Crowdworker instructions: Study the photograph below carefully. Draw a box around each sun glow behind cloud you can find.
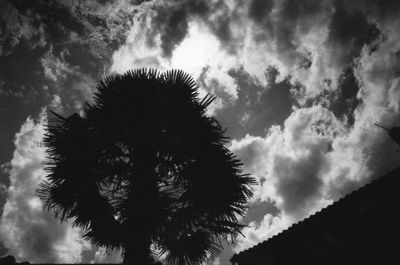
[111,18,239,111]
[171,22,218,76]
[170,22,240,105]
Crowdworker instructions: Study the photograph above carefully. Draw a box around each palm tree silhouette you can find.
[37,69,255,265]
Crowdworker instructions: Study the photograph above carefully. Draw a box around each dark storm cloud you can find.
[298,67,362,127]
[215,67,293,140]
[346,0,400,22]
[273,143,328,216]
[326,1,381,68]
[247,0,328,53]
[329,68,362,126]
[241,199,280,226]
[247,0,274,24]
[246,0,379,51]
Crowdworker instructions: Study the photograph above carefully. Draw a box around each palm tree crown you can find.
[37,69,255,265]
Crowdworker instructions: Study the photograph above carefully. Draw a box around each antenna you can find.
[375,121,400,146]
[374,122,391,131]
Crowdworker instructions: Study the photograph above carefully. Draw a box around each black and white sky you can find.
[0,0,400,264]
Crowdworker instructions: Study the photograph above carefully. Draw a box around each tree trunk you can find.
[123,150,159,265]
[123,235,153,265]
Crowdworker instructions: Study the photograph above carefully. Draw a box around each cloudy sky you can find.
[1,0,400,264]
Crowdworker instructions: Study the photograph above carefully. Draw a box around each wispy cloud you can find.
[0,2,46,56]
[41,47,76,82]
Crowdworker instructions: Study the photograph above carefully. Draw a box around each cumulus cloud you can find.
[230,101,400,251]
[231,106,341,217]
[0,110,90,263]
[2,0,400,264]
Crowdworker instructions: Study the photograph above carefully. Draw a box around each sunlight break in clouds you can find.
[0,110,90,263]
[110,10,240,113]
[171,22,239,100]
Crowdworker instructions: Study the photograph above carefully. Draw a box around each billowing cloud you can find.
[0,110,90,263]
[107,0,393,114]
[231,106,340,217]
[1,0,400,264]
[230,101,400,251]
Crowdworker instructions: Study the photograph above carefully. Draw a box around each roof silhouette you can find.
[230,167,400,265]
